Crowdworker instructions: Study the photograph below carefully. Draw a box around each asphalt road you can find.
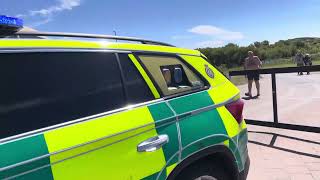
[237,72,320,127]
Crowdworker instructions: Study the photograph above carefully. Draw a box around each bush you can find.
[198,38,320,67]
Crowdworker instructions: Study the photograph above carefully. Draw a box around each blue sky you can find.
[2,0,320,48]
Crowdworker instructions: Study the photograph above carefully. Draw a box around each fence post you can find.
[271,73,278,124]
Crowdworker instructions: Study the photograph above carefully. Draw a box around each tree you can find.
[197,37,320,67]
[262,40,269,46]
[295,41,306,48]
[254,41,261,48]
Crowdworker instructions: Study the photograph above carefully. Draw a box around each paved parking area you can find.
[237,72,320,127]
[247,125,320,180]
[235,72,320,179]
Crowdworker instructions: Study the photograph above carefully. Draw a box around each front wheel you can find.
[175,160,233,180]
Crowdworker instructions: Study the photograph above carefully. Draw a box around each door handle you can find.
[137,134,169,152]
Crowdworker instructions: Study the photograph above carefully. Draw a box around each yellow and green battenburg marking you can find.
[170,91,228,160]
[0,51,247,179]
[1,105,167,179]
[44,106,166,180]
[0,91,247,180]
[0,134,53,180]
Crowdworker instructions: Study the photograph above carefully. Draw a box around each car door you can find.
[0,51,178,180]
[136,54,229,163]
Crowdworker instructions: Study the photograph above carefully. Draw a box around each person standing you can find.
[295,52,304,75]
[303,53,312,75]
[244,51,262,98]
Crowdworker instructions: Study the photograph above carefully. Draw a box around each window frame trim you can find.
[133,52,210,100]
[117,53,156,103]
[128,54,161,99]
[115,53,129,100]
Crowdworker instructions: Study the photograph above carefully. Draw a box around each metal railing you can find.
[229,65,320,133]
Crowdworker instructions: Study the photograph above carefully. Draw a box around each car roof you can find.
[0,31,201,56]
[0,39,200,56]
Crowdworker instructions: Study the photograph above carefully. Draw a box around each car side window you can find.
[0,52,126,139]
[118,53,154,104]
[138,55,205,96]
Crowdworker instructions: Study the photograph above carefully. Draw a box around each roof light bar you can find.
[0,15,23,36]
[0,15,23,29]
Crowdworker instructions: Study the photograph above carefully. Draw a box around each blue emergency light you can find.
[0,15,23,30]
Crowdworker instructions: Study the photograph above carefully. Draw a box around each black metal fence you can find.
[229,65,320,133]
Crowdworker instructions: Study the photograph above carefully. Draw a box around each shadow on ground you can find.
[248,130,320,159]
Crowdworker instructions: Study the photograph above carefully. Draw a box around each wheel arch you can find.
[166,144,239,180]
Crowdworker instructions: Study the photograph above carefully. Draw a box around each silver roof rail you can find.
[13,31,175,47]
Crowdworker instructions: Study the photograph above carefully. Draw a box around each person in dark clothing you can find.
[295,52,304,75]
[303,54,312,75]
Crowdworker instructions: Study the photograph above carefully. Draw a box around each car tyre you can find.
[175,159,233,180]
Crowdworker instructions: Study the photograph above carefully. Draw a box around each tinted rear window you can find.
[0,52,125,139]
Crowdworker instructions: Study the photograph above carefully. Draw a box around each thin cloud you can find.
[16,14,27,18]
[32,17,53,27]
[189,25,244,40]
[196,40,225,48]
[30,0,81,16]
[17,0,81,27]
[171,35,193,40]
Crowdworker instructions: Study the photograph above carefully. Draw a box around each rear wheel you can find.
[194,176,217,180]
[175,160,233,180]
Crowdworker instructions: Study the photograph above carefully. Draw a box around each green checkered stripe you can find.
[0,91,246,180]
[143,91,245,180]
[0,135,53,180]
